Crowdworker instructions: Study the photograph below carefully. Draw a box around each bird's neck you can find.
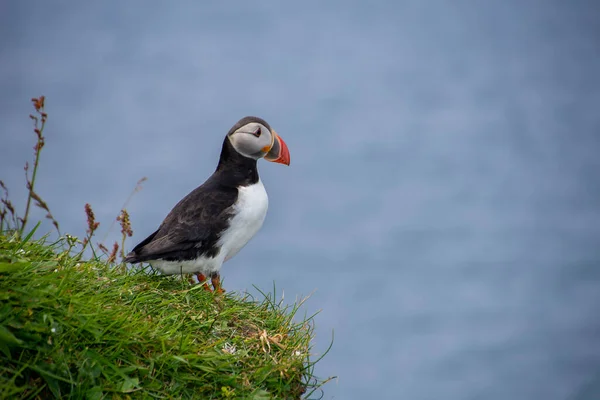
[215,137,259,186]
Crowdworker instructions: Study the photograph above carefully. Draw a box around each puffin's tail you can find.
[123,252,140,264]
[123,229,160,264]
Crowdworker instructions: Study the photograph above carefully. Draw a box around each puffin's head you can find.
[227,116,290,165]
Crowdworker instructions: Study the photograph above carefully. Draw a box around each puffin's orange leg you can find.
[211,273,225,294]
[196,273,212,291]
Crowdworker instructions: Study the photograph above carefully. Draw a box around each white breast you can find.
[218,179,269,263]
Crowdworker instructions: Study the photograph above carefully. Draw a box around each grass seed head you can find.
[31,96,45,111]
[84,203,100,235]
[117,209,133,237]
[107,242,119,263]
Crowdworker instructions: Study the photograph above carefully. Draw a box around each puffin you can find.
[124,116,290,293]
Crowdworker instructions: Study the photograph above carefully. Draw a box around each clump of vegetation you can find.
[1,96,59,237]
[0,97,333,399]
[0,234,325,399]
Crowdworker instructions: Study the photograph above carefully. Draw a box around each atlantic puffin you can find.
[124,116,290,293]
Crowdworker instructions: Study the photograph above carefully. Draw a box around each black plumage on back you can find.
[124,136,259,263]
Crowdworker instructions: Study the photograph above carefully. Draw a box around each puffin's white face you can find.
[228,121,290,165]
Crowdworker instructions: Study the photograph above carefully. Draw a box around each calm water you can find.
[1,1,599,399]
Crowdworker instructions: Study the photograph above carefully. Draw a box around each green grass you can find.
[0,232,330,399]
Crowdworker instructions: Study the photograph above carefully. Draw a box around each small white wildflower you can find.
[293,350,302,357]
[51,327,56,333]
[222,343,237,355]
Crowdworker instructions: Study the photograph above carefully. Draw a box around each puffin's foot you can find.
[211,273,225,294]
[196,273,213,292]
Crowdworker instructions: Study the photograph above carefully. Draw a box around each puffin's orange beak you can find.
[264,131,290,165]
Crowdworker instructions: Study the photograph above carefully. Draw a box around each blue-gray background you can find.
[2,1,600,399]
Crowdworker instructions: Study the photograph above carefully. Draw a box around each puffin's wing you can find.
[125,183,238,263]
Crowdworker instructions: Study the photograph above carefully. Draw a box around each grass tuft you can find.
[0,234,331,399]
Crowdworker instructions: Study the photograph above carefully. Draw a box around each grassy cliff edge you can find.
[0,233,328,399]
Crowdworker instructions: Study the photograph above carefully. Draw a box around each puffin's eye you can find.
[252,127,262,137]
